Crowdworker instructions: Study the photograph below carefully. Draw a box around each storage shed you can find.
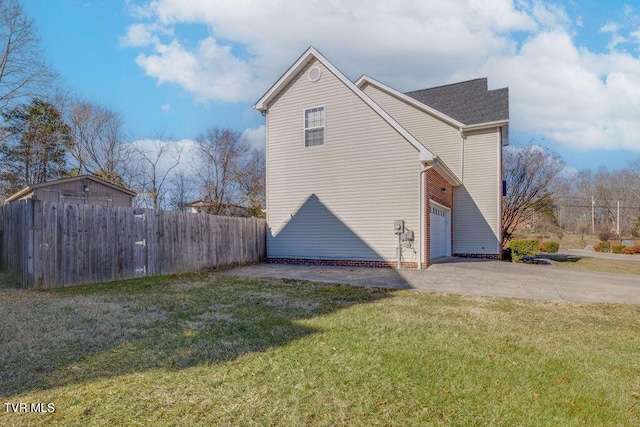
[3,175,136,207]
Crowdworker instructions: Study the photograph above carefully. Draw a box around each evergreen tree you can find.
[0,98,70,197]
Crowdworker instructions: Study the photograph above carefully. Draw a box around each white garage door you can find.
[430,202,450,260]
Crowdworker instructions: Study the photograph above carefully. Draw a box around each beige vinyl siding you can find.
[453,128,500,254]
[362,83,462,179]
[266,60,421,263]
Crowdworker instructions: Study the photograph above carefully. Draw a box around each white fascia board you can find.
[356,75,466,129]
[255,47,434,161]
[461,120,509,132]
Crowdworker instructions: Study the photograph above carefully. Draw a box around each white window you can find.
[304,106,325,147]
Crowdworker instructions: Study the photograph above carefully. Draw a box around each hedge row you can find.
[510,239,538,262]
[540,241,559,253]
[621,246,640,255]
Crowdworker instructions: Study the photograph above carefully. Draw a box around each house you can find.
[184,199,253,217]
[254,47,508,268]
[3,175,136,207]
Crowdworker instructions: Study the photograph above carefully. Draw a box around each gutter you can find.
[461,120,509,132]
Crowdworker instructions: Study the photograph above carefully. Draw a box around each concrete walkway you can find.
[221,258,640,304]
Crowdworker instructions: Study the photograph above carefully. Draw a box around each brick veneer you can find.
[453,253,501,260]
[267,258,419,269]
[424,168,453,267]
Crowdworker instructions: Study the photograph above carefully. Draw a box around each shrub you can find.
[597,241,611,253]
[612,245,625,254]
[510,239,538,262]
[598,231,616,242]
[621,246,640,255]
[540,241,559,253]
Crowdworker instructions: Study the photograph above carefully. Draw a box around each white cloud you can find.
[125,0,640,153]
[130,138,199,174]
[120,23,173,48]
[135,38,259,103]
[160,103,170,112]
[242,125,265,150]
[600,22,622,33]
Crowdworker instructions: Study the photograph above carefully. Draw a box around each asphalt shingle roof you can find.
[404,78,508,125]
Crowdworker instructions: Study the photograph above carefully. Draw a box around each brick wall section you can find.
[454,253,501,260]
[424,168,453,267]
[267,258,419,269]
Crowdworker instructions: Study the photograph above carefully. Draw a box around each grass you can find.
[540,254,640,276]
[1,272,639,426]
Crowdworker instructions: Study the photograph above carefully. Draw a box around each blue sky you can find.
[24,0,640,173]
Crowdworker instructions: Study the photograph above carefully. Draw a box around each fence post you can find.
[26,199,35,288]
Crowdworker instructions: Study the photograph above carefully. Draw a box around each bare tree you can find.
[236,148,265,218]
[502,145,564,246]
[0,0,54,113]
[67,99,130,185]
[566,167,640,236]
[131,136,182,210]
[195,127,250,215]
[167,168,196,212]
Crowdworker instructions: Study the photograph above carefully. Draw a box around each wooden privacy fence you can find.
[0,199,266,290]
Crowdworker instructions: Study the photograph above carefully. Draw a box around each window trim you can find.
[303,105,326,148]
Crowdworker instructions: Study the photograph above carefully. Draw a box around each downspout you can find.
[418,163,434,270]
[460,128,466,183]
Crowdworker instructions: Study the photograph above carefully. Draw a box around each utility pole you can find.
[616,201,620,236]
[591,196,595,236]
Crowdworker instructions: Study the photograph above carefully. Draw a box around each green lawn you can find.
[1,272,639,426]
[541,254,640,276]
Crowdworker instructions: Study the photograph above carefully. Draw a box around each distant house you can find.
[184,200,253,217]
[3,175,136,207]
[253,47,508,268]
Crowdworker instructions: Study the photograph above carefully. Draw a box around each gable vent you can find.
[308,66,321,82]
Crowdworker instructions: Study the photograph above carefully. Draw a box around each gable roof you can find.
[356,76,466,128]
[404,78,509,126]
[253,46,436,163]
[254,47,465,186]
[4,175,136,204]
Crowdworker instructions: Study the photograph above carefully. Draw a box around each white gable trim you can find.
[356,76,466,129]
[253,46,435,162]
[427,157,462,187]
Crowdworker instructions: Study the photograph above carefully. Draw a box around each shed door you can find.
[429,202,451,260]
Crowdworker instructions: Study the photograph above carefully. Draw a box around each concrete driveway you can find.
[222,258,640,304]
[558,248,640,262]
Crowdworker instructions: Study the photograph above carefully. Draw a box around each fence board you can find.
[1,200,266,289]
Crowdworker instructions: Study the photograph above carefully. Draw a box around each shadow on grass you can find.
[536,254,583,264]
[0,272,391,397]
